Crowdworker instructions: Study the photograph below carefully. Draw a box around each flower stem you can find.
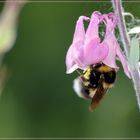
[112,0,140,110]
[112,0,130,56]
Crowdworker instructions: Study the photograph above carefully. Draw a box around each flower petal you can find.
[81,11,108,67]
[102,13,130,78]
[73,16,89,43]
[85,11,101,40]
[83,38,109,66]
[66,44,78,74]
[102,13,118,68]
[102,35,118,68]
[66,16,89,73]
[116,46,131,78]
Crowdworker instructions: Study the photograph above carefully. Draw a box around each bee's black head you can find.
[89,69,101,88]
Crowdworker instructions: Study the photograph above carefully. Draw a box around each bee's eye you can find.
[90,70,101,87]
[103,71,116,84]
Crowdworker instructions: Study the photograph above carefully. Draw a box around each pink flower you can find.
[66,11,130,78]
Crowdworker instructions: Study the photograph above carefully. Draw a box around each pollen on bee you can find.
[83,68,91,79]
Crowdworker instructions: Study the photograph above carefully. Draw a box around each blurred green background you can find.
[0,0,140,138]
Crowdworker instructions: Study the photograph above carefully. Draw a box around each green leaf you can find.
[129,37,140,65]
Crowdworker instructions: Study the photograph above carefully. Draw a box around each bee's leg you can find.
[89,80,108,112]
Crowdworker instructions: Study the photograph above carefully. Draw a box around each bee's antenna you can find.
[76,69,82,76]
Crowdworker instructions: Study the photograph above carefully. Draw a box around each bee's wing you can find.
[89,81,109,112]
[73,77,90,100]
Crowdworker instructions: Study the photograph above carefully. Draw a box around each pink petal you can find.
[116,46,131,78]
[81,11,108,67]
[66,44,78,74]
[83,38,109,66]
[85,11,101,40]
[102,13,130,78]
[102,35,118,68]
[66,16,89,73]
[102,14,118,68]
[73,16,89,43]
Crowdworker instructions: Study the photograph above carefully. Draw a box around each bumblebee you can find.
[73,63,116,111]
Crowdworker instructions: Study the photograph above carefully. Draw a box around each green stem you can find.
[112,0,140,110]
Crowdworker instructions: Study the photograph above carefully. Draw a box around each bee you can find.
[73,63,116,111]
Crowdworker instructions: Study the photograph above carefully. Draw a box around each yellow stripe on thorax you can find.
[98,65,113,72]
